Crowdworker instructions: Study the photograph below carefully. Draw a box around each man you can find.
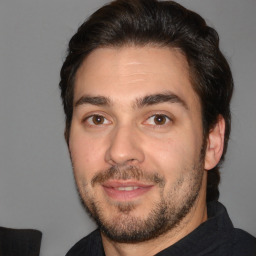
[59,0,256,255]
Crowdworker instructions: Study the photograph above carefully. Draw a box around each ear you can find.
[204,115,225,170]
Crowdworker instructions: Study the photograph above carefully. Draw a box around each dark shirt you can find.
[66,201,256,256]
[0,227,42,256]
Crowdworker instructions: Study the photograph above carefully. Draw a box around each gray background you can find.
[0,0,255,255]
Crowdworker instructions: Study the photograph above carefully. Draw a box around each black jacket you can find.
[66,201,256,256]
[0,227,42,256]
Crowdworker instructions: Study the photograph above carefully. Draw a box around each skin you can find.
[69,46,225,256]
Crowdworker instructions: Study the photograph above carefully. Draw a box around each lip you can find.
[102,180,154,201]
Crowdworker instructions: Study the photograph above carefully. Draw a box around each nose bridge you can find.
[105,123,144,165]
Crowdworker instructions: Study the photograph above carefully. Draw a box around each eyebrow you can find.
[134,91,189,110]
[74,91,188,110]
[75,95,111,107]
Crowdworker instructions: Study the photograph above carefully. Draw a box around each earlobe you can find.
[204,115,225,170]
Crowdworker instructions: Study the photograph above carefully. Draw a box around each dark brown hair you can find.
[59,0,233,202]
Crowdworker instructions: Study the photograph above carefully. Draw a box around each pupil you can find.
[154,115,166,125]
[93,115,103,124]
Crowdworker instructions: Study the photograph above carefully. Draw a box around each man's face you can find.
[69,46,207,242]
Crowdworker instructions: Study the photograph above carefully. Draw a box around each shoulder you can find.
[231,228,256,256]
[66,229,104,256]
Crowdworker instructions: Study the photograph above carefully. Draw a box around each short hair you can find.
[59,0,233,202]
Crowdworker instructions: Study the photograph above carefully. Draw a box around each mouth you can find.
[102,180,154,201]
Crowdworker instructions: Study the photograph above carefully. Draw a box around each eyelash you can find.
[143,114,172,127]
[82,113,172,128]
[83,114,112,127]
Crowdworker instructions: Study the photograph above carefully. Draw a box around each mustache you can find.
[91,165,165,188]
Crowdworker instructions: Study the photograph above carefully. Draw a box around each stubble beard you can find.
[74,154,205,243]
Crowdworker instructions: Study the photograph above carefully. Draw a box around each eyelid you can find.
[143,112,173,126]
[82,112,112,126]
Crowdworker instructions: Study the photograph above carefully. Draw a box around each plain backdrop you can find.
[0,0,255,255]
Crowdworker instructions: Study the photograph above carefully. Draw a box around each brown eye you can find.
[85,115,111,126]
[154,115,167,125]
[92,115,105,125]
[144,114,171,127]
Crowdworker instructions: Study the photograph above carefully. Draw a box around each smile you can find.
[102,181,154,201]
[115,186,139,191]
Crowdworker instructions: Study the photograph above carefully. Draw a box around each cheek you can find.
[69,129,107,177]
[143,131,201,175]
[143,137,180,174]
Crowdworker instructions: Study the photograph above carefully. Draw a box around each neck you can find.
[102,175,208,256]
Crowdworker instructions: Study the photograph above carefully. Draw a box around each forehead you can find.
[74,46,199,109]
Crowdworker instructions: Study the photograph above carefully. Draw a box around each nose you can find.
[105,125,145,166]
